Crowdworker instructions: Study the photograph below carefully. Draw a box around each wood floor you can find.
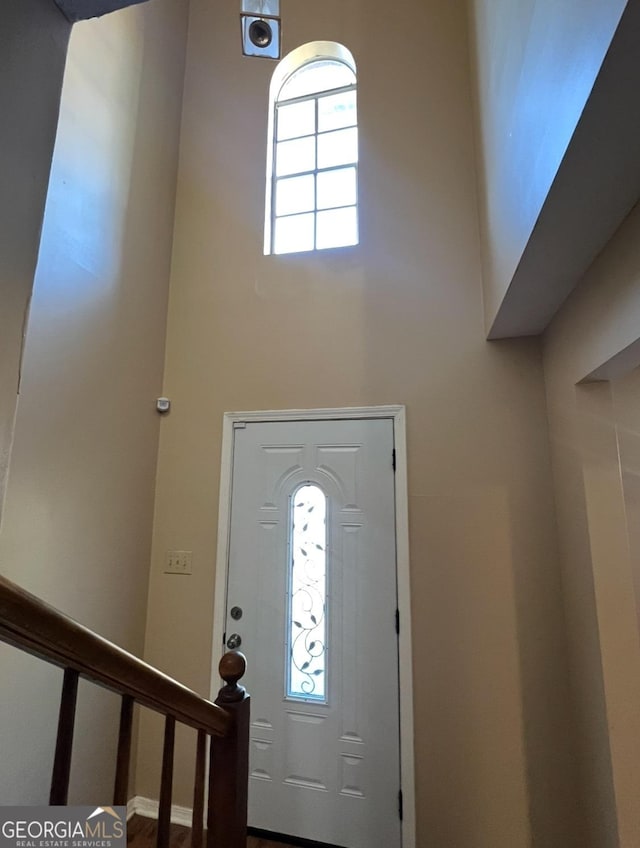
[126,815,299,848]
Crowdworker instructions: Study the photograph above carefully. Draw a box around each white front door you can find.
[223,418,401,848]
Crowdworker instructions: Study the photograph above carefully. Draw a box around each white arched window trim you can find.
[264,41,358,255]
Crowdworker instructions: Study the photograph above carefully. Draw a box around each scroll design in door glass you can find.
[287,483,327,701]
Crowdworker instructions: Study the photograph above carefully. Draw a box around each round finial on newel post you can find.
[217,651,247,703]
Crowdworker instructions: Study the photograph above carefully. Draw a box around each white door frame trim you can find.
[211,405,415,848]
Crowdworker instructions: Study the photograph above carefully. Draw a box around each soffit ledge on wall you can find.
[487,0,640,340]
[53,0,150,23]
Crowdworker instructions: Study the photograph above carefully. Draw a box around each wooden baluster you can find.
[50,667,79,804]
[207,652,250,848]
[113,695,134,805]
[191,729,207,848]
[157,716,175,848]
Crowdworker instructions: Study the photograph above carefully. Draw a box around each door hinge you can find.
[395,608,400,634]
[398,789,403,821]
[392,449,396,472]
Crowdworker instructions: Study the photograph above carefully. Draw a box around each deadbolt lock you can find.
[226,633,242,649]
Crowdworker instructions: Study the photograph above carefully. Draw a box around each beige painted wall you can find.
[615,367,640,649]
[137,0,579,844]
[543,202,640,848]
[0,0,188,804]
[467,0,627,330]
[0,0,70,528]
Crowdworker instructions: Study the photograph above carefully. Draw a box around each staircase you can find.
[0,575,250,848]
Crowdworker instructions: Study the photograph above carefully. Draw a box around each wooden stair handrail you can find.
[0,574,231,735]
[1,574,250,848]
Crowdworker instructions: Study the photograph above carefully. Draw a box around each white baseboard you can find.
[128,795,195,828]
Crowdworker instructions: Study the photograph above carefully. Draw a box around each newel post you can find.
[207,651,250,848]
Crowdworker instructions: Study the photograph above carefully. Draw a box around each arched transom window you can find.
[265,42,358,255]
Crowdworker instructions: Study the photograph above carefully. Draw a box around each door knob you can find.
[226,633,242,649]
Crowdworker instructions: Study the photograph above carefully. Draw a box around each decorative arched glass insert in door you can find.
[287,483,328,701]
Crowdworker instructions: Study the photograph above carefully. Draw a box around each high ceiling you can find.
[53,0,148,23]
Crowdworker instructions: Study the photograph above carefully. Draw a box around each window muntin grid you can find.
[286,483,328,702]
[279,59,355,101]
[272,69,358,255]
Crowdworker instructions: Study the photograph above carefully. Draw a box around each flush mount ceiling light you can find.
[241,0,281,59]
